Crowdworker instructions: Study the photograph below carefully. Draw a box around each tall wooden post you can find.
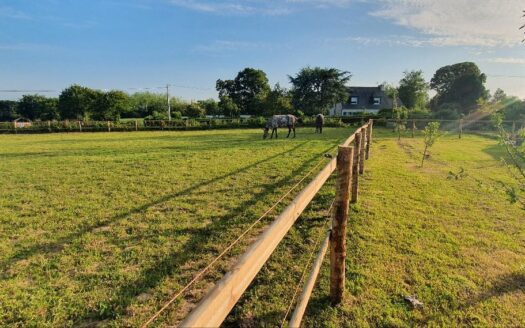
[107,121,111,132]
[459,118,463,139]
[78,121,82,132]
[351,131,362,203]
[366,121,373,160]
[135,120,139,131]
[47,120,51,132]
[359,128,366,175]
[13,121,17,134]
[411,120,415,138]
[330,146,353,305]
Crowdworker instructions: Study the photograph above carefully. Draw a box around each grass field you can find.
[1,127,524,327]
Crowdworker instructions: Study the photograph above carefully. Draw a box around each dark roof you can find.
[342,86,403,110]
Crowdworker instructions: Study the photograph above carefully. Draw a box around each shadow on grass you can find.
[0,142,313,274]
[223,190,336,327]
[472,271,525,305]
[481,144,509,163]
[73,144,336,325]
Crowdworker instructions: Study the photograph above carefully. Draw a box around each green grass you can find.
[0,128,350,327]
[1,128,524,327]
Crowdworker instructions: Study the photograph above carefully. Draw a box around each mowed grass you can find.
[299,130,525,327]
[0,128,351,327]
[1,127,524,327]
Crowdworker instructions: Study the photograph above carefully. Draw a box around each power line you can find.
[486,74,525,79]
[0,89,57,93]
[0,83,215,93]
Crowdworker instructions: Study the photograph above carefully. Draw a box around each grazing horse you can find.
[263,115,297,139]
[315,114,325,134]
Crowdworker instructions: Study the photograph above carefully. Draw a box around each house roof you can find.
[341,86,403,110]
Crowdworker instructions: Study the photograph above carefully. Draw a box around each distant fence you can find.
[160,121,374,327]
[2,116,522,135]
[0,117,347,134]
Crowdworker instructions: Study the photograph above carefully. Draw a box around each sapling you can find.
[421,122,441,167]
[491,113,525,206]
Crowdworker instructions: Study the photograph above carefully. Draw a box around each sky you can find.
[1,0,524,101]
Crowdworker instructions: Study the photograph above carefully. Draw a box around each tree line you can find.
[1,62,524,122]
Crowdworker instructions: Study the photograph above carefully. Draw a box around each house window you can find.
[350,96,358,105]
[373,97,381,105]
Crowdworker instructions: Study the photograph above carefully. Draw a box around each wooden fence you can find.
[0,117,346,134]
[178,120,373,327]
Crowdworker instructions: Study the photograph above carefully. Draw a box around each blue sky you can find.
[1,0,524,101]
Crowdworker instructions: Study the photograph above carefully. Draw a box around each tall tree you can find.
[289,67,351,115]
[18,95,59,121]
[262,83,294,116]
[492,88,507,103]
[398,70,429,110]
[0,100,19,121]
[184,102,205,118]
[58,85,97,120]
[218,96,239,117]
[197,99,220,116]
[129,92,167,118]
[430,62,488,113]
[91,90,130,121]
[216,68,270,115]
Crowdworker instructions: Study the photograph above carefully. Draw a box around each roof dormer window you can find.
[373,97,381,105]
[350,96,358,105]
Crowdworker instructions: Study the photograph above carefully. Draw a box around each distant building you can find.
[329,85,403,117]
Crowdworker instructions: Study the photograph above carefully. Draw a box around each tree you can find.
[262,83,294,116]
[58,85,97,120]
[492,88,507,103]
[91,90,130,121]
[421,122,441,167]
[197,99,220,116]
[398,70,429,110]
[184,103,205,118]
[216,68,270,115]
[17,95,59,121]
[0,100,18,121]
[289,67,351,115]
[430,62,488,113]
[129,92,167,118]
[218,96,240,117]
[491,112,525,207]
[385,84,407,138]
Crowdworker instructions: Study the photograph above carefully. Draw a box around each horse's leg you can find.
[274,128,278,138]
[293,125,296,138]
[287,126,291,138]
[271,128,275,139]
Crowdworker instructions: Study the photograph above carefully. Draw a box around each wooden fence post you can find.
[135,120,139,131]
[78,121,82,132]
[411,120,415,138]
[48,120,51,132]
[351,131,362,203]
[107,121,111,132]
[366,121,373,160]
[359,128,366,175]
[459,118,463,139]
[330,146,353,305]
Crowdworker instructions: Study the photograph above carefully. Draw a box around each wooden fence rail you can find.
[179,120,373,327]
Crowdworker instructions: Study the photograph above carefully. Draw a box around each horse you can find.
[315,114,325,134]
[263,115,297,139]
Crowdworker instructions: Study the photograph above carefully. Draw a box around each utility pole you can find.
[166,84,171,121]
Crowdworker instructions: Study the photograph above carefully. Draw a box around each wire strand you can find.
[141,156,329,328]
[280,199,335,328]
